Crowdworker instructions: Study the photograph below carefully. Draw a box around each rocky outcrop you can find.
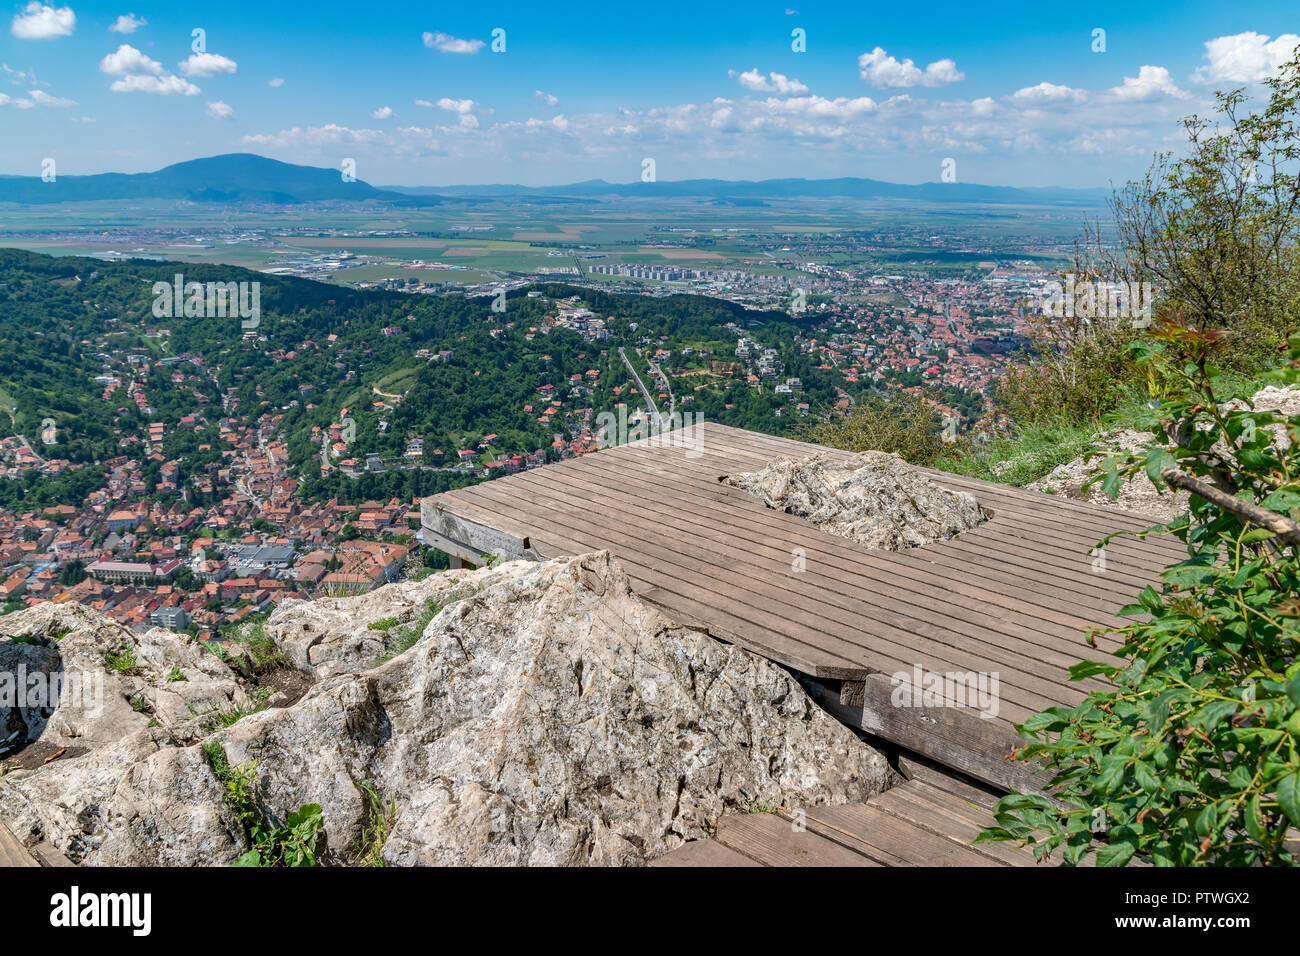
[1026,386,1300,522]
[724,450,988,550]
[1026,428,1190,522]
[263,569,488,679]
[0,552,890,866]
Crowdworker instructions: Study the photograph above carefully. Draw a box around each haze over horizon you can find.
[0,1,1296,188]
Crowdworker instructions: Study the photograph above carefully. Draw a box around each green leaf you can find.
[233,849,262,867]
[1286,671,1300,709]
[1096,840,1136,867]
[1145,448,1174,487]
[1097,754,1129,795]
[1193,699,1239,731]
[1278,772,1300,828]
[1133,761,1161,793]
[1244,795,1266,844]
[1101,457,1122,500]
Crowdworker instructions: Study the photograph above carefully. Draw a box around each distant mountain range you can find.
[0,152,1109,206]
[0,154,440,205]
[386,177,1110,205]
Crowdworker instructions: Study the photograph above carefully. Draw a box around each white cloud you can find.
[1111,65,1186,101]
[1011,81,1086,104]
[372,105,394,119]
[1195,32,1300,84]
[11,3,75,39]
[762,94,878,122]
[206,100,234,119]
[268,77,284,88]
[110,73,200,95]
[414,98,433,108]
[0,93,10,106]
[436,97,478,114]
[179,52,237,77]
[731,68,809,95]
[858,47,964,88]
[109,13,145,34]
[99,44,161,75]
[100,43,198,96]
[422,31,484,54]
[534,89,558,106]
[27,88,74,107]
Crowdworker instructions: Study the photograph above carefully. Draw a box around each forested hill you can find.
[0,248,837,506]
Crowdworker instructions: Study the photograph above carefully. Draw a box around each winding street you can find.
[617,346,664,432]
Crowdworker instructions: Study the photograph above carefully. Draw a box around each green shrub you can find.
[979,327,1300,866]
[802,390,944,466]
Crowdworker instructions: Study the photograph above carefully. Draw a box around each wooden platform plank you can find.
[792,803,1005,867]
[648,839,762,867]
[0,821,39,868]
[714,813,881,867]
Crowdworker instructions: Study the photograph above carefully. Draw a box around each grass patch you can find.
[935,418,1101,487]
[198,702,264,733]
[166,666,186,682]
[232,621,290,675]
[372,596,452,667]
[352,779,395,867]
[104,643,137,672]
[367,616,398,632]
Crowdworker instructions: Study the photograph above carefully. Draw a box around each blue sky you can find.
[0,1,1296,187]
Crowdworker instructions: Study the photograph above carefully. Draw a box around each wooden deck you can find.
[422,422,1183,791]
[652,757,1088,867]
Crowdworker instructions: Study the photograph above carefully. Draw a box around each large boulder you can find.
[0,552,890,866]
[724,450,988,550]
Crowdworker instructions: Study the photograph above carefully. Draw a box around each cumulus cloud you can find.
[99,43,162,75]
[534,89,558,106]
[110,73,200,95]
[179,52,237,77]
[206,100,234,119]
[435,97,478,114]
[1111,65,1186,101]
[100,43,199,95]
[372,105,394,119]
[268,77,284,87]
[11,3,74,39]
[422,31,483,54]
[730,68,809,95]
[109,13,145,34]
[858,47,964,88]
[1195,32,1300,84]
[1011,81,1086,104]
